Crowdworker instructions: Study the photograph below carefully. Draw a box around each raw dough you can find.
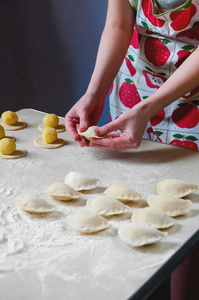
[0,138,16,155]
[0,121,27,131]
[147,194,192,217]
[45,182,83,201]
[34,137,65,149]
[157,179,198,198]
[16,195,55,214]
[64,172,100,191]
[118,223,167,247]
[104,184,143,202]
[0,125,5,139]
[67,210,111,233]
[1,110,18,125]
[42,127,57,144]
[131,207,175,229]
[38,123,66,133]
[86,194,129,216]
[43,114,59,128]
[78,126,105,141]
[0,147,27,159]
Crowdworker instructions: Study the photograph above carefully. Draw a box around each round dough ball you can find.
[0,138,16,155]
[0,125,5,139]
[43,114,59,128]
[1,111,18,125]
[42,127,57,144]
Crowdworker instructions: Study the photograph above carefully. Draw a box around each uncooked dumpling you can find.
[104,184,143,202]
[131,207,175,229]
[86,194,129,216]
[16,195,55,214]
[118,223,167,247]
[147,195,192,217]
[67,210,111,233]
[45,182,82,201]
[64,172,100,191]
[78,126,103,141]
[157,179,198,198]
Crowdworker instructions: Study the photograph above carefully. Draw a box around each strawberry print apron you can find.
[109,0,199,150]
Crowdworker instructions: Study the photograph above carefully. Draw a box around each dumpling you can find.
[157,179,198,198]
[16,195,55,214]
[131,207,175,229]
[118,223,167,247]
[67,210,111,233]
[64,172,100,191]
[78,126,102,141]
[86,194,129,216]
[147,194,192,217]
[45,182,82,200]
[104,184,143,202]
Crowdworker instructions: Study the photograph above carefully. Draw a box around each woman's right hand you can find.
[64,93,105,147]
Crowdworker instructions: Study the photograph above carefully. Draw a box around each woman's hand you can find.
[65,93,105,147]
[89,102,150,151]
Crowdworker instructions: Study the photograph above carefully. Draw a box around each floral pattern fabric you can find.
[110,0,199,150]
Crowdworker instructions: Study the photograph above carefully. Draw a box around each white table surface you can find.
[0,109,199,300]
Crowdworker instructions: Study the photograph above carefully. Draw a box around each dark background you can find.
[0,0,109,125]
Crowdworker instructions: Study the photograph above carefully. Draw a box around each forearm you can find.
[141,47,199,118]
[86,0,134,101]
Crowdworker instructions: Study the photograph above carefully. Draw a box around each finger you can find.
[65,119,80,142]
[79,113,90,132]
[94,121,119,137]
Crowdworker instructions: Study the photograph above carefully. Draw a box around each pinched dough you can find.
[45,182,82,201]
[131,207,175,229]
[78,126,104,141]
[64,172,100,191]
[157,179,198,198]
[104,184,143,202]
[86,194,129,216]
[67,210,111,233]
[16,195,55,214]
[118,223,167,247]
[147,194,192,217]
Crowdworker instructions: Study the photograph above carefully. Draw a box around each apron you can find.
[109,0,199,150]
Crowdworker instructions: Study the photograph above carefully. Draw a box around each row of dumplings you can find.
[16,173,198,247]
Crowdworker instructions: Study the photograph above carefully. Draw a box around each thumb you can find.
[79,114,89,132]
[95,120,119,136]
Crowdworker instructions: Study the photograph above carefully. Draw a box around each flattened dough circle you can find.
[0,147,27,159]
[0,121,27,131]
[38,123,66,133]
[34,137,65,149]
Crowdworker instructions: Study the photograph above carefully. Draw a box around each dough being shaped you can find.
[67,210,111,233]
[64,172,100,191]
[45,182,82,201]
[118,223,167,247]
[131,207,175,229]
[157,179,198,198]
[34,137,65,149]
[1,111,26,131]
[16,195,55,214]
[78,126,106,141]
[1,110,18,125]
[104,184,143,202]
[42,127,57,144]
[43,114,59,128]
[147,195,192,217]
[0,125,5,139]
[86,194,129,216]
[0,138,16,155]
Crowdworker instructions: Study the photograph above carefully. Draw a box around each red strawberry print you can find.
[142,0,165,27]
[119,79,141,108]
[172,101,199,128]
[143,67,167,88]
[170,3,197,31]
[177,21,199,40]
[125,55,136,77]
[174,45,195,68]
[130,25,141,49]
[145,38,171,66]
[170,134,198,150]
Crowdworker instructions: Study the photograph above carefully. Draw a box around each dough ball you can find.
[1,111,18,125]
[42,127,57,144]
[0,138,16,155]
[43,114,59,128]
[0,125,5,139]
